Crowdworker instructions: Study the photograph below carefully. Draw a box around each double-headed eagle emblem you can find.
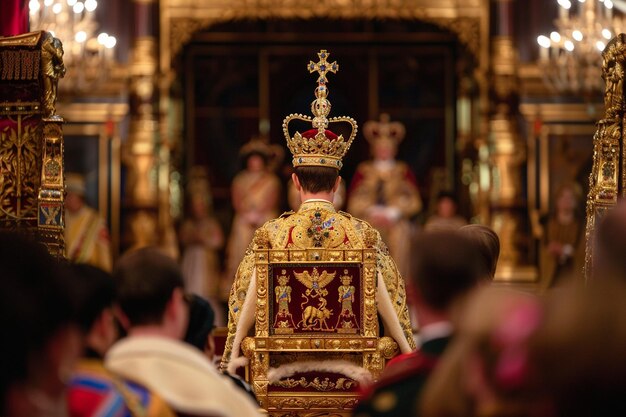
[294,267,336,331]
[293,267,336,291]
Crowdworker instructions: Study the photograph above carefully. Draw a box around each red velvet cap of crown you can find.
[301,129,339,140]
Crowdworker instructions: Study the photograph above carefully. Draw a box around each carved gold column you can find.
[489,0,536,282]
[123,0,160,251]
[584,35,626,278]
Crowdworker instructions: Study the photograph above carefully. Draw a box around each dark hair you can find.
[437,190,458,204]
[411,230,482,311]
[294,166,339,194]
[113,247,184,326]
[69,264,116,332]
[183,294,215,351]
[460,225,500,279]
[0,232,75,410]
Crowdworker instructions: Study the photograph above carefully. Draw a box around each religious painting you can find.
[532,125,595,219]
[64,129,101,210]
[269,263,362,336]
[524,118,596,286]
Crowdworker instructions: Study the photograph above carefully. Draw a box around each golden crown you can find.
[282,50,358,170]
[239,135,285,171]
[363,113,406,145]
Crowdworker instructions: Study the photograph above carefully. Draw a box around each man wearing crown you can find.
[347,114,422,280]
[221,50,415,374]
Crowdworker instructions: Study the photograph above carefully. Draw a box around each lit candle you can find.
[537,35,551,60]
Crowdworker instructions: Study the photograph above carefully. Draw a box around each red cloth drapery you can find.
[0,0,28,37]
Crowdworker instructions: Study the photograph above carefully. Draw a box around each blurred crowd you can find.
[4,202,626,417]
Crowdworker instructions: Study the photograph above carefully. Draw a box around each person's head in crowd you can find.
[592,201,626,280]
[411,230,483,324]
[420,287,543,417]
[529,280,626,417]
[113,247,188,340]
[0,232,82,417]
[183,294,216,360]
[553,182,582,218]
[244,151,268,173]
[435,191,459,219]
[69,264,118,357]
[460,224,500,281]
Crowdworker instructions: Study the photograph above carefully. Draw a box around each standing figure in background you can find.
[65,173,112,271]
[224,138,281,299]
[424,191,467,232]
[180,167,224,322]
[541,182,585,288]
[348,114,422,279]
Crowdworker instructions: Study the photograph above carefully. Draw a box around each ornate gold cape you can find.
[220,199,415,370]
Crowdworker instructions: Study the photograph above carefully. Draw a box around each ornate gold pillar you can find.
[123,0,160,251]
[489,0,536,282]
[585,35,626,278]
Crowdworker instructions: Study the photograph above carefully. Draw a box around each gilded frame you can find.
[520,103,599,285]
[57,103,128,259]
[244,247,394,415]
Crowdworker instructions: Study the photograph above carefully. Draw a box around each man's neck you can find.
[300,191,334,203]
[128,325,178,339]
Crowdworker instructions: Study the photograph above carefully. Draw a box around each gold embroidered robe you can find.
[224,170,280,298]
[347,161,422,280]
[65,205,112,272]
[220,199,415,369]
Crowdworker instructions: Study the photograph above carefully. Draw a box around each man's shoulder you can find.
[359,350,438,402]
[340,212,381,237]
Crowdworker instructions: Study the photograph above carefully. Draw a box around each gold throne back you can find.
[0,31,65,255]
[242,235,399,416]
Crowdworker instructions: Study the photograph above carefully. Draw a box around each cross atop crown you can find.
[308,50,338,85]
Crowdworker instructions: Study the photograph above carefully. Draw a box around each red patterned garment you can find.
[67,358,174,417]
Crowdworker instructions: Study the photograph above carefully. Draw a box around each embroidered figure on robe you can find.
[336,271,359,333]
[273,271,297,332]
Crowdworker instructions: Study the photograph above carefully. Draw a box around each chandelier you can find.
[28,0,118,93]
[536,0,625,94]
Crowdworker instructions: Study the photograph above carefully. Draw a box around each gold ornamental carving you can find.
[268,396,359,411]
[271,376,357,391]
[166,1,484,60]
[585,34,626,277]
[41,32,66,119]
[0,113,40,222]
[0,31,66,256]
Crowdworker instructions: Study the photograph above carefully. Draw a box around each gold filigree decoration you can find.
[0,114,41,222]
[0,50,40,80]
[378,336,399,359]
[269,396,359,411]
[271,376,357,391]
